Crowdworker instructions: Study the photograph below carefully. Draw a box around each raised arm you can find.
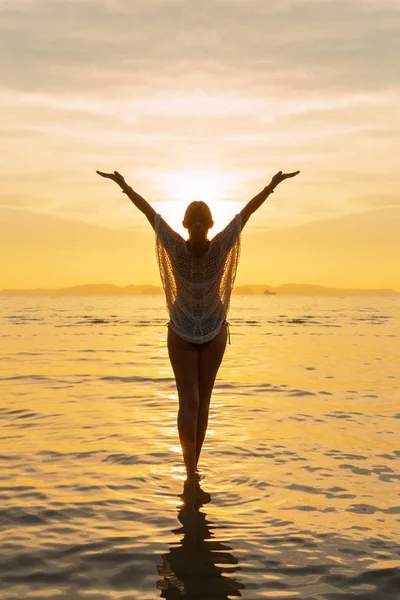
[96,170,156,228]
[240,170,300,229]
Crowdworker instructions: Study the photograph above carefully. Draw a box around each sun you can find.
[153,168,243,237]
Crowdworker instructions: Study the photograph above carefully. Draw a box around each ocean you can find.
[1,295,399,599]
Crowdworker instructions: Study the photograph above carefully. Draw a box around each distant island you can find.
[0,283,398,296]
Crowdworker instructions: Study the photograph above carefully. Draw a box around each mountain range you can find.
[0,283,398,296]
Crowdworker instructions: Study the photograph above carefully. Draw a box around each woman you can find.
[96,168,300,495]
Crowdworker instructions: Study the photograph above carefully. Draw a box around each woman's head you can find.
[182,201,214,240]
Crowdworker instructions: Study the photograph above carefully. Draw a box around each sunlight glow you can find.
[159,168,237,204]
[154,168,244,236]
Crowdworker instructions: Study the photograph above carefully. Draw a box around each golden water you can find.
[1,295,399,598]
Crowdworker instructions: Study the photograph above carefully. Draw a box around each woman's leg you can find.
[167,327,200,480]
[196,322,228,467]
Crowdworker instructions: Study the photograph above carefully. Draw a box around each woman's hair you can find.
[183,201,213,242]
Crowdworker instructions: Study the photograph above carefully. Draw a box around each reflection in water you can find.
[157,485,245,598]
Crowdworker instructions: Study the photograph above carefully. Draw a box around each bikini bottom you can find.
[168,320,231,347]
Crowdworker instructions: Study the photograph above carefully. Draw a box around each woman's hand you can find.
[240,169,300,229]
[97,169,156,227]
[96,170,127,189]
[268,170,300,191]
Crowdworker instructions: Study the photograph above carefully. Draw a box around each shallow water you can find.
[1,295,399,599]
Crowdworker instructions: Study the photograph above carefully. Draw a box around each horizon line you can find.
[1,282,399,295]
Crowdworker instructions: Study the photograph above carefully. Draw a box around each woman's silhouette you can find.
[97,168,300,496]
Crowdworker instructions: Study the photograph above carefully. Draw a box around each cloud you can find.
[0,0,399,236]
[1,0,399,94]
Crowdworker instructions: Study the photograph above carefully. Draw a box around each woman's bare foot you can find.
[182,473,211,505]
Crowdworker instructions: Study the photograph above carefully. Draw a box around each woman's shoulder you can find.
[155,214,186,246]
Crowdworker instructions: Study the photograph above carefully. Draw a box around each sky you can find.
[1,0,399,290]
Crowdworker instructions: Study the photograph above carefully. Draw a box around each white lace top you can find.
[154,213,242,343]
